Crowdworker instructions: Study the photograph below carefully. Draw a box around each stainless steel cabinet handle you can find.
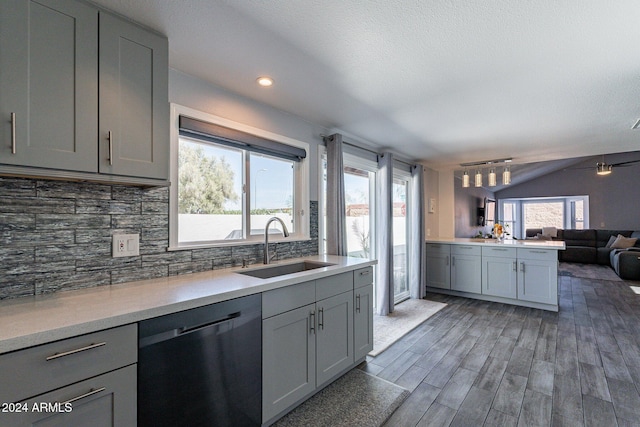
[452,256,455,267]
[356,294,361,313]
[107,131,113,165]
[513,261,517,271]
[46,342,106,361]
[61,387,106,405]
[529,250,547,254]
[520,262,525,273]
[10,112,16,154]
[359,270,370,276]
[318,308,324,330]
[446,255,449,266]
[310,311,315,334]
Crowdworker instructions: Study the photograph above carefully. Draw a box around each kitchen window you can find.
[169,105,309,249]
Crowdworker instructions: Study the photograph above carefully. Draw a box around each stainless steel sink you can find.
[237,261,336,279]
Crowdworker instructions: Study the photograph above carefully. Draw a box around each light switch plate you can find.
[112,233,140,257]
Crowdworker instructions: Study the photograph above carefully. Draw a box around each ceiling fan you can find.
[588,156,640,175]
[566,154,640,175]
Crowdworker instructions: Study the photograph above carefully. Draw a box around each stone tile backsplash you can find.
[0,177,319,299]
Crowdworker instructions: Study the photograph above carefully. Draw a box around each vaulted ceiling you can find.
[93,0,640,169]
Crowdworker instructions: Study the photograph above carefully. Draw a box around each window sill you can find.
[167,236,312,252]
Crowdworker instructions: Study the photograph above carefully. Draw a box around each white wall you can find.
[169,68,325,200]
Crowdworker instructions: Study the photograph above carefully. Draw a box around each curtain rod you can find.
[321,134,417,168]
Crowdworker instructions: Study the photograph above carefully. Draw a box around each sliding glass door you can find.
[393,174,410,303]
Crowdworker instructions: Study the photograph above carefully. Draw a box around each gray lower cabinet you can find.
[2,365,136,427]
[0,0,168,183]
[517,249,558,305]
[354,283,374,360]
[262,268,372,425]
[316,291,354,387]
[0,324,137,427]
[426,243,451,289]
[481,247,518,298]
[451,245,482,293]
[262,303,316,422]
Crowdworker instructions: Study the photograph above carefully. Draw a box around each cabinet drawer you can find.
[316,272,353,301]
[452,245,481,256]
[517,248,556,261]
[426,243,450,254]
[0,324,136,403]
[3,364,136,427]
[262,280,316,319]
[354,267,373,288]
[482,246,517,258]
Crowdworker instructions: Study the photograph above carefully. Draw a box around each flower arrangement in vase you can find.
[492,222,510,241]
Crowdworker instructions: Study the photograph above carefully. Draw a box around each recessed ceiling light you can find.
[256,76,274,87]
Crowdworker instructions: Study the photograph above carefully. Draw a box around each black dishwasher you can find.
[138,294,262,427]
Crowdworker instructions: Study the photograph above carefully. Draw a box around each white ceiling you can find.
[93,0,640,169]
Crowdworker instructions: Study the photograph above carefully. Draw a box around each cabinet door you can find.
[517,259,558,305]
[3,364,136,427]
[426,252,451,289]
[0,0,97,171]
[262,304,316,422]
[451,254,482,293]
[99,12,169,180]
[482,256,517,298]
[354,284,374,361]
[316,291,354,387]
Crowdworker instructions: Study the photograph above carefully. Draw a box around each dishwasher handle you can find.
[179,311,240,335]
[139,311,241,348]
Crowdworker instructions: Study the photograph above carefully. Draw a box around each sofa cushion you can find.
[610,235,638,249]
[596,229,632,248]
[605,235,617,248]
[632,231,640,247]
[560,246,597,263]
[562,229,597,247]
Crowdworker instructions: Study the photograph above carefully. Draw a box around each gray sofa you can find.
[526,228,640,280]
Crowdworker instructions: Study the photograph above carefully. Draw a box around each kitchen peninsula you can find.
[426,238,566,311]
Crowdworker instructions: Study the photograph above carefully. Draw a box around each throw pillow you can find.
[605,235,617,248]
[536,233,552,241]
[542,227,558,237]
[610,234,638,249]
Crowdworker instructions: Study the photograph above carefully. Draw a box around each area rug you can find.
[558,262,622,281]
[273,368,409,427]
[370,298,447,356]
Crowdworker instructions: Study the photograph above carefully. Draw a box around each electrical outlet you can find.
[112,234,140,258]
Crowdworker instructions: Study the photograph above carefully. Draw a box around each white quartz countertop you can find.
[0,255,376,354]
[426,238,566,250]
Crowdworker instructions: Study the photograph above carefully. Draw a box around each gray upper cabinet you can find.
[99,12,169,180]
[0,0,169,184]
[0,0,98,171]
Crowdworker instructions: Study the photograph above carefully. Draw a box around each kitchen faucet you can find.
[264,217,290,264]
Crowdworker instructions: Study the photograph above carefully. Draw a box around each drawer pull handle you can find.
[529,250,547,254]
[318,308,324,330]
[61,387,106,406]
[493,248,508,251]
[356,294,361,313]
[359,270,370,276]
[10,113,16,154]
[46,342,106,361]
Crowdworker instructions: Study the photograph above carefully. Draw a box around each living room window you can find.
[499,196,589,238]
[169,105,309,249]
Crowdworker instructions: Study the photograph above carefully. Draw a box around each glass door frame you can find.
[392,170,411,304]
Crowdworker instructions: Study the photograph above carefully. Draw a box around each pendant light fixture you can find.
[474,169,483,187]
[596,162,612,175]
[460,158,513,188]
[503,164,511,185]
[488,167,497,187]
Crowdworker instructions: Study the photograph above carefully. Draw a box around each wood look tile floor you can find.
[363,273,640,427]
